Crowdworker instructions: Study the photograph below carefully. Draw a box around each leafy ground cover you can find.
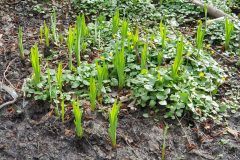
[0,0,239,159]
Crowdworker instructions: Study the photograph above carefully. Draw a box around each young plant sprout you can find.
[96,62,108,96]
[47,64,52,103]
[72,100,83,139]
[55,91,60,117]
[40,26,43,44]
[44,21,50,47]
[224,18,234,50]
[113,45,125,89]
[112,8,120,37]
[172,36,184,79]
[133,27,139,48]
[18,26,24,60]
[61,97,65,122]
[103,62,109,80]
[56,62,63,92]
[67,25,74,70]
[108,101,121,148]
[121,20,128,41]
[89,77,97,111]
[51,9,58,43]
[196,20,205,50]
[159,20,167,49]
[141,43,148,70]
[59,33,64,44]
[94,20,98,44]
[30,43,41,85]
[157,51,163,66]
[75,17,80,66]
[162,124,169,160]
[204,3,208,28]
[75,15,89,66]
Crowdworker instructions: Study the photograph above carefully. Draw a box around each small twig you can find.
[3,57,19,91]
[6,0,21,5]
[189,149,215,160]
[176,116,192,144]
[0,82,18,110]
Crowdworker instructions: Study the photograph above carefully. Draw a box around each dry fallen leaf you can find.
[227,127,239,138]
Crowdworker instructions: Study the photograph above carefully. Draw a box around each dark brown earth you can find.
[0,0,239,160]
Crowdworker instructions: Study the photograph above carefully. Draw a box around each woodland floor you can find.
[0,0,240,160]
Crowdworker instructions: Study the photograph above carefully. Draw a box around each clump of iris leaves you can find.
[23,0,232,121]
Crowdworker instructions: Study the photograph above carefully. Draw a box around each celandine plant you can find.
[30,44,41,85]
[72,100,83,139]
[108,101,121,148]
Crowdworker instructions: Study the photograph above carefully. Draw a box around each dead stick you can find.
[0,82,18,110]
[3,57,19,91]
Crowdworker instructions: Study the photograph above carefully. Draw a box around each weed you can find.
[89,77,97,111]
[224,18,234,50]
[18,26,24,60]
[30,44,41,85]
[72,100,83,139]
[108,101,121,148]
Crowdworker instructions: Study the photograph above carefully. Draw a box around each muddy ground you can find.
[0,1,240,160]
